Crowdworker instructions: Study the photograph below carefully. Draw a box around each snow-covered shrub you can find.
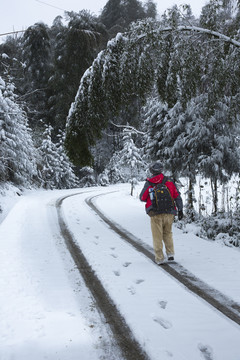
[0,183,22,223]
[200,211,240,247]
[78,167,97,187]
[98,170,110,186]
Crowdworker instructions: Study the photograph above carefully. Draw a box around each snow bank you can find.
[0,183,23,223]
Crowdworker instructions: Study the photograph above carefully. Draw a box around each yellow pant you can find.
[150,214,175,262]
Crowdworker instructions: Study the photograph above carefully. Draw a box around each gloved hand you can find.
[178,210,183,220]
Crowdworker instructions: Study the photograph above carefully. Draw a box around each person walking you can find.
[140,162,183,265]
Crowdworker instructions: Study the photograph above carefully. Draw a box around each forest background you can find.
[0,0,240,245]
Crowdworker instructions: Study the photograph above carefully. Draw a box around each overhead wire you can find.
[35,0,67,12]
[0,1,68,37]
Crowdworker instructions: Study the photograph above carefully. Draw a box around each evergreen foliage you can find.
[0,75,79,190]
[64,2,240,175]
[48,11,108,131]
[38,125,78,189]
[65,20,160,165]
[100,0,157,38]
[99,128,146,189]
[0,77,38,186]
[21,23,52,129]
[118,129,146,195]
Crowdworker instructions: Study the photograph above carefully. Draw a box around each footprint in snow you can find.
[165,350,173,358]
[135,279,145,285]
[198,343,214,360]
[158,300,168,309]
[123,262,131,267]
[110,247,115,250]
[153,316,172,329]
[93,236,99,244]
[113,270,120,276]
[127,286,136,295]
[67,312,75,317]
[110,253,118,258]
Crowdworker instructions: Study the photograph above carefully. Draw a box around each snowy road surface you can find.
[0,183,240,360]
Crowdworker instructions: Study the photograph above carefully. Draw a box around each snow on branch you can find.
[110,122,146,135]
[0,30,26,37]
[159,26,240,48]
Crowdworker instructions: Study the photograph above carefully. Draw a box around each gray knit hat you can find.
[149,162,163,175]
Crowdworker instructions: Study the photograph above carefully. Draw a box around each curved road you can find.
[56,190,240,360]
[56,192,150,360]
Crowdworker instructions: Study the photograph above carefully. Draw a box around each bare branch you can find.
[17,88,47,100]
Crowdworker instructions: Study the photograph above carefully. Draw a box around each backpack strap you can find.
[147,179,155,187]
[161,176,168,185]
[159,176,175,202]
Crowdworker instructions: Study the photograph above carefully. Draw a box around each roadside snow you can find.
[0,183,240,360]
[0,188,121,360]
[0,183,22,223]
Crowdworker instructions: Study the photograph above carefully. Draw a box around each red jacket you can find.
[140,174,183,215]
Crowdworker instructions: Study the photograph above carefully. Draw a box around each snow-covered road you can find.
[0,187,122,360]
[1,183,240,360]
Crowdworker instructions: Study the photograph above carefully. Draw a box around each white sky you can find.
[0,0,207,39]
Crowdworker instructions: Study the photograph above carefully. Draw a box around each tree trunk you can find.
[211,178,218,215]
[130,180,133,196]
[187,177,195,221]
[221,184,225,213]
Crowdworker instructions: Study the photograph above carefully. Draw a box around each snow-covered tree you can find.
[119,129,146,194]
[38,125,59,189]
[144,0,157,19]
[39,125,78,189]
[0,37,23,89]
[0,76,38,186]
[65,11,240,167]
[55,130,79,189]
[98,150,125,185]
[100,0,155,38]
[48,11,107,131]
[78,166,97,187]
[143,91,240,216]
[99,128,146,193]
[65,22,158,166]
[143,97,197,219]
[21,23,52,129]
[143,97,169,163]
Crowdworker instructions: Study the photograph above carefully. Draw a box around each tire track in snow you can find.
[56,192,150,360]
[86,192,240,326]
